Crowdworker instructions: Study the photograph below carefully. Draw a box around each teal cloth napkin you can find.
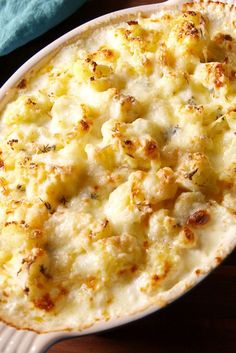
[0,0,86,56]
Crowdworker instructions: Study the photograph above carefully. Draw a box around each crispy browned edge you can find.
[0,0,235,333]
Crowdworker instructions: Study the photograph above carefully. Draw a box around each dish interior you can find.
[0,0,235,333]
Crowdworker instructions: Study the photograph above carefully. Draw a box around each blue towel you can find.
[0,0,86,56]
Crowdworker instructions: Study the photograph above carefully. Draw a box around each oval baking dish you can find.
[0,0,235,352]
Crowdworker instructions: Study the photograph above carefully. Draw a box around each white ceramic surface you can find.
[0,0,234,352]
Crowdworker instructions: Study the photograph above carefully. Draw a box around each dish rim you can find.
[0,0,235,348]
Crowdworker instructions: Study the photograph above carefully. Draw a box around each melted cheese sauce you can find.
[0,1,236,332]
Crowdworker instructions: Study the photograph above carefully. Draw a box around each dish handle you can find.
[0,323,69,353]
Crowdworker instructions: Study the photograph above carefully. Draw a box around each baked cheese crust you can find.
[0,0,235,332]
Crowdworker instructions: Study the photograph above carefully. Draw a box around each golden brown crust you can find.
[0,0,236,334]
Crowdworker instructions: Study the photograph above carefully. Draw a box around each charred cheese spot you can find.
[179,226,197,247]
[17,79,27,89]
[33,294,54,312]
[187,209,210,226]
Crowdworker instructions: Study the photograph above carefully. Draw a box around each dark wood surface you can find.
[0,1,235,352]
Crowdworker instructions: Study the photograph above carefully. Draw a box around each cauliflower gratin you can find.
[0,1,236,332]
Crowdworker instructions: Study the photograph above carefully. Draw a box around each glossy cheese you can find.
[0,1,235,332]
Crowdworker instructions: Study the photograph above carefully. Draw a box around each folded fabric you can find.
[0,0,86,56]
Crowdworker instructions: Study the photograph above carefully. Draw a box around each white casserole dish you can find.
[0,0,235,351]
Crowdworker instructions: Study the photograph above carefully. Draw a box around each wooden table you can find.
[0,1,235,352]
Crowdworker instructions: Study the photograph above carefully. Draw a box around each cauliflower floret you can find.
[2,92,52,125]
[73,56,122,92]
[85,143,117,171]
[167,11,208,71]
[104,169,177,235]
[141,209,182,293]
[87,47,119,66]
[47,69,71,99]
[25,163,85,207]
[173,191,206,225]
[73,57,112,80]
[175,103,205,125]
[167,121,208,153]
[193,62,229,96]
[66,231,144,287]
[105,181,142,234]
[129,168,177,206]
[176,152,217,194]
[157,71,188,97]
[109,93,143,122]
[157,43,175,68]
[148,209,178,242]
[0,199,49,230]
[113,23,160,54]
[50,95,92,135]
[101,118,161,170]
[94,233,144,282]
[112,24,158,76]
